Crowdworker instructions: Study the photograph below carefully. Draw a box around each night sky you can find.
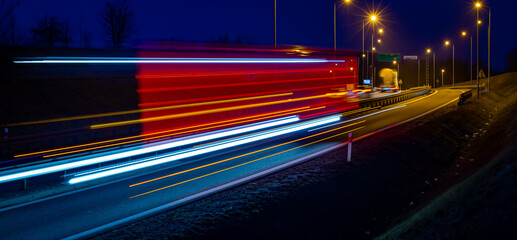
[11,0,517,71]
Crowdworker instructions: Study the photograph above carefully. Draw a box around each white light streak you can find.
[67,115,341,184]
[0,116,299,184]
[14,57,345,64]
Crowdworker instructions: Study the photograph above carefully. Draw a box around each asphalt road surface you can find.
[0,88,465,240]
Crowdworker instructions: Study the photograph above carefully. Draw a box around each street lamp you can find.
[475,1,482,97]
[444,40,455,86]
[334,0,353,51]
[368,13,378,88]
[424,48,434,87]
[441,69,445,87]
[461,31,473,83]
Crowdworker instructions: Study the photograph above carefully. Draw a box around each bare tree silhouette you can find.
[78,21,92,48]
[101,0,135,49]
[31,16,68,47]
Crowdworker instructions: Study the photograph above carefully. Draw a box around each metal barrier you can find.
[458,89,475,106]
[359,87,432,109]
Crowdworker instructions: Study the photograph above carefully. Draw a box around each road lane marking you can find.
[129,120,365,188]
[130,126,365,198]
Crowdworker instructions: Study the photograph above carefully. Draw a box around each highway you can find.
[0,88,465,240]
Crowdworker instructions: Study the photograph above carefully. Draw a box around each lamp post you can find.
[334,0,352,51]
[274,0,276,47]
[445,40,455,87]
[488,8,491,92]
[369,14,378,88]
[476,2,481,97]
[441,69,445,87]
[461,31,473,83]
[433,52,436,88]
[426,48,431,87]
[362,21,366,80]
[393,60,400,88]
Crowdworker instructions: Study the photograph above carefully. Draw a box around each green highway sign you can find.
[378,53,401,62]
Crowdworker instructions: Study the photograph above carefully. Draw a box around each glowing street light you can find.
[444,40,455,86]
[441,69,445,87]
[423,48,435,87]
[334,0,353,51]
[366,10,382,89]
[461,31,473,82]
[378,28,384,34]
[377,39,381,43]
[475,1,482,97]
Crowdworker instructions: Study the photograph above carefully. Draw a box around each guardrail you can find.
[458,88,475,106]
[359,87,432,108]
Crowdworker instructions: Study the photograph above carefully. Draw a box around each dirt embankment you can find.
[94,73,517,240]
[376,73,517,240]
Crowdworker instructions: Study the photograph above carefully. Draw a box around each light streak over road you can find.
[67,115,342,184]
[14,57,345,64]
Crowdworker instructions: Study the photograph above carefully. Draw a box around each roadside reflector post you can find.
[22,179,27,190]
[347,132,353,162]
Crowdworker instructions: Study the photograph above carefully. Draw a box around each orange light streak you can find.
[137,67,348,80]
[7,92,291,127]
[138,76,352,93]
[90,93,337,129]
[40,106,316,158]
[130,121,365,188]
[15,106,311,158]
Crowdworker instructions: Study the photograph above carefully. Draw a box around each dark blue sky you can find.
[12,0,517,71]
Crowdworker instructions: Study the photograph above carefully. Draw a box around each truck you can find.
[377,68,399,92]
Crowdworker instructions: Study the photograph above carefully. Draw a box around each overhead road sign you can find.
[378,53,401,62]
[403,55,418,60]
